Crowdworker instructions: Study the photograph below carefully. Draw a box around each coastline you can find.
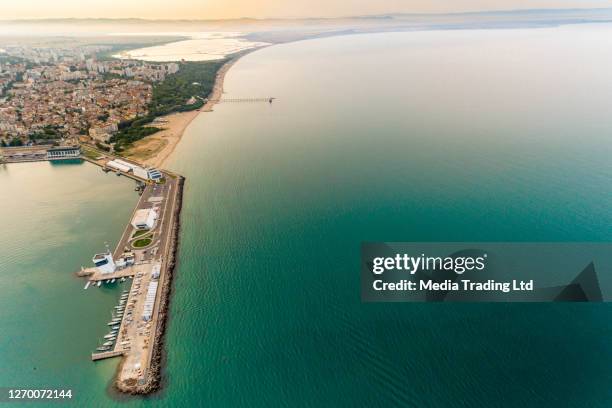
[123,48,262,169]
[110,49,261,395]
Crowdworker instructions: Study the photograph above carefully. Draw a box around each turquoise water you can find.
[0,161,139,406]
[3,26,612,406]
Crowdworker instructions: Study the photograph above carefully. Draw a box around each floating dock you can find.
[91,350,125,361]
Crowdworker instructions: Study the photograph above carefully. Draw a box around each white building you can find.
[92,252,116,274]
[115,252,135,269]
[46,146,80,160]
[131,208,158,230]
[106,159,131,173]
[142,281,159,321]
[111,158,163,182]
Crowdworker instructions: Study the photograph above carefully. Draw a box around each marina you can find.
[76,161,184,393]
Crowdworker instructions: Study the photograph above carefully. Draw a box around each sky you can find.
[3,0,612,19]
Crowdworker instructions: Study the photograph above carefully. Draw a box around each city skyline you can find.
[2,0,612,19]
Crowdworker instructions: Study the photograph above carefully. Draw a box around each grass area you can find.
[133,238,153,248]
[132,229,150,239]
[81,146,103,160]
[150,60,226,115]
[111,59,226,152]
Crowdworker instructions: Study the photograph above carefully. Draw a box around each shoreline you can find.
[109,49,261,396]
[77,46,267,397]
[123,47,265,169]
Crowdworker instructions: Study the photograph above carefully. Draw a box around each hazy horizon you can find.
[3,1,612,20]
[1,6,612,22]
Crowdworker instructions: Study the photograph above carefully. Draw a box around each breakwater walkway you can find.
[81,164,184,394]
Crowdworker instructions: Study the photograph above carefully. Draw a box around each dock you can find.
[91,350,125,361]
[217,97,276,103]
[80,164,184,394]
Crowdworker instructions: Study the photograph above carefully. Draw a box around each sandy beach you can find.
[122,54,246,168]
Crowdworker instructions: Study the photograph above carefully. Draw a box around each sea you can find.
[2,24,612,407]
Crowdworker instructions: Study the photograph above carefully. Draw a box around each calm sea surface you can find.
[3,26,612,407]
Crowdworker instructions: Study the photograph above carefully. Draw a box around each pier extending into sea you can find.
[217,97,276,103]
[78,153,184,394]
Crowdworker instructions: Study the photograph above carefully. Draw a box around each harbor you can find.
[77,158,184,394]
[0,145,81,163]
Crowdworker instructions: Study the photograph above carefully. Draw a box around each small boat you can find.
[84,281,91,290]
[111,278,116,283]
[121,278,126,282]
[96,347,109,352]
[105,279,110,283]
[104,334,115,339]
[111,325,120,330]
[107,321,117,326]
[103,341,113,347]
[97,281,102,287]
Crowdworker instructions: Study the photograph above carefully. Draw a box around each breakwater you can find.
[115,175,185,394]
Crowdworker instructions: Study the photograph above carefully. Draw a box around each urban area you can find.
[0,45,179,148]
